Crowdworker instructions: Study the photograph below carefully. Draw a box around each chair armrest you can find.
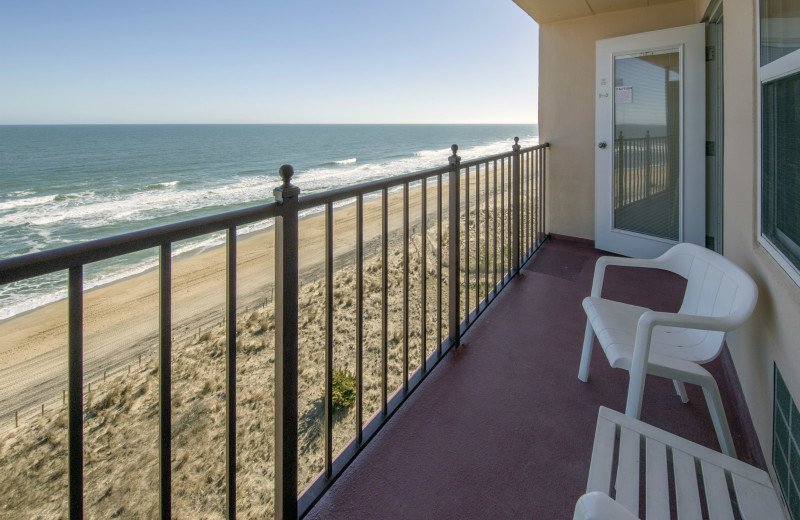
[637,310,738,333]
[625,309,732,418]
[573,492,639,520]
[590,256,666,297]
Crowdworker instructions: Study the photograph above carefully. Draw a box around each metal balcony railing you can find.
[0,138,548,519]
[614,130,671,209]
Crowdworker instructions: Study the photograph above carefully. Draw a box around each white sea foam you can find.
[0,176,273,230]
[334,158,357,165]
[0,194,56,212]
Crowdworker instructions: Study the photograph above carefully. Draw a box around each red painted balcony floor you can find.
[305,237,764,519]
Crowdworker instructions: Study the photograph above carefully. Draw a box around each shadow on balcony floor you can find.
[306,237,764,519]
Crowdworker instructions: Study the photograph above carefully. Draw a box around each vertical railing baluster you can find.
[526,150,530,255]
[356,195,364,444]
[474,163,479,312]
[225,228,237,520]
[529,150,533,253]
[437,174,442,357]
[512,137,521,274]
[324,202,333,478]
[448,145,461,348]
[542,146,547,244]
[493,160,498,290]
[536,148,541,246]
[536,149,541,245]
[501,157,506,281]
[159,243,172,520]
[464,164,470,323]
[519,152,524,258]
[273,165,299,520]
[403,183,409,391]
[645,131,652,197]
[420,179,427,373]
[617,131,624,209]
[68,266,83,520]
[541,148,545,244]
[483,161,489,302]
[508,156,513,272]
[381,188,388,414]
[522,151,527,256]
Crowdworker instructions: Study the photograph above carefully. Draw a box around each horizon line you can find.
[0,122,538,127]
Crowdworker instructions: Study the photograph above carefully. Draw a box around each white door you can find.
[595,24,706,258]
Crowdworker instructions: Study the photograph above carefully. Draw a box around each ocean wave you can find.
[333,158,357,165]
[0,175,273,230]
[141,180,181,190]
[0,194,56,212]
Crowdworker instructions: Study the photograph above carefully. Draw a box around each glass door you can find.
[595,24,705,258]
[613,50,681,241]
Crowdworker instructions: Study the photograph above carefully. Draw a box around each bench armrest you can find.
[573,492,639,520]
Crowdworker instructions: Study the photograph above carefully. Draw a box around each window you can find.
[760,0,800,281]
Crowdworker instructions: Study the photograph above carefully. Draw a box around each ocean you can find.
[0,124,537,321]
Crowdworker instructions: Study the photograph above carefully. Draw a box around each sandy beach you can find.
[0,171,493,425]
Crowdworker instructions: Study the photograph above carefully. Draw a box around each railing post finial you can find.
[279,164,295,188]
[449,144,460,166]
[275,165,299,204]
[513,136,520,151]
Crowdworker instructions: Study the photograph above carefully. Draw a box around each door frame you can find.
[595,23,706,258]
[705,2,724,253]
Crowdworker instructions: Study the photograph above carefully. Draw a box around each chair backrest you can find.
[656,243,758,360]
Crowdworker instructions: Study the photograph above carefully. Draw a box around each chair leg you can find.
[673,380,689,403]
[578,319,595,382]
[701,380,737,458]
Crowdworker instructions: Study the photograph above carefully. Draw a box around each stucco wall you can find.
[721,0,800,462]
[539,2,697,240]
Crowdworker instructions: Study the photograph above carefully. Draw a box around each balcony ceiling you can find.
[513,0,687,24]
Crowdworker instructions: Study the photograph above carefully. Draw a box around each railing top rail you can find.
[0,202,279,284]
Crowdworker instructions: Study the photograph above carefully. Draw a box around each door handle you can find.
[598,141,607,149]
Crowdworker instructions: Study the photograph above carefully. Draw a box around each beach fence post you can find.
[448,145,462,348]
[273,164,300,520]
[512,137,521,275]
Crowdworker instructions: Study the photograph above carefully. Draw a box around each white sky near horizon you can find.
[0,0,539,125]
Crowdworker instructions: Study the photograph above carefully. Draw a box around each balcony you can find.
[0,141,764,519]
[304,235,765,518]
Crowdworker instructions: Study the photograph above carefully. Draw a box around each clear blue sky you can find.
[0,0,538,125]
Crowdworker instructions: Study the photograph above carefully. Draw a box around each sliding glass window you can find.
[760,0,800,278]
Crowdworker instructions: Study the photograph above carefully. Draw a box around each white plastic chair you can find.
[577,242,758,457]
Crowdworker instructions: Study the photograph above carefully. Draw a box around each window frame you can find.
[758,3,800,287]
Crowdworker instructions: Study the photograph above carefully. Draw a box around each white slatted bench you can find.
[573,406,786,520]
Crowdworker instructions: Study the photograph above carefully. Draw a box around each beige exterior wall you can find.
[537,0,800,479]
[539,1,696,240]
[720,0,800,463]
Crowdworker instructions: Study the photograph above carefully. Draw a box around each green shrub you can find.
[327,370,356,411]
